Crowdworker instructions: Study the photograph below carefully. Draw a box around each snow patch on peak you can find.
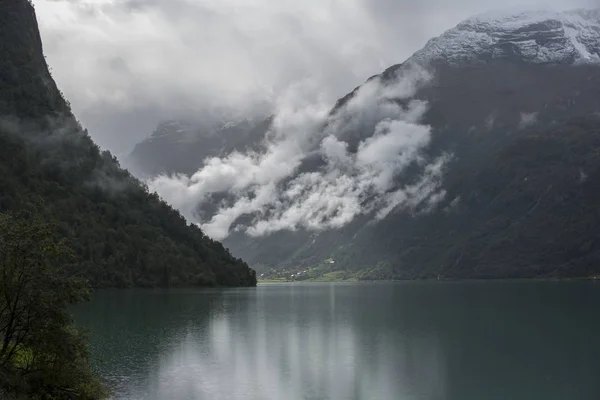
[565,25,596,61]
[410,8,600,66]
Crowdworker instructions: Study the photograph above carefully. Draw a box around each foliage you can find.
[0,0,256,288]
[0,212,107,399]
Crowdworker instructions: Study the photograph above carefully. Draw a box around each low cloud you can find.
[33,0,411,152]
[519,112,539,128]
[33,0,594,153]
[485,113,497,130]
[149,64,450,240]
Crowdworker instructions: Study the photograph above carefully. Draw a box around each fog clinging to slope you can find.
[32,0,597,238]
[148,65,450,240]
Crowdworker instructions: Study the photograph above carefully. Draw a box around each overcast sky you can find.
[33,0,596,155]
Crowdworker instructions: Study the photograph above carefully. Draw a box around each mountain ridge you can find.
[129,7,600,281]
[0,0,257,288]
[410,8,600,65]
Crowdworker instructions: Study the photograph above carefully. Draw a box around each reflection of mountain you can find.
[72,289,227,398]
[75,283,600,400]
[149,313,445,400]
[130,9,600,279]
[80,286,448,400]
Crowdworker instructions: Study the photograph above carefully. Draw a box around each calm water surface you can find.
[72,281,600,400]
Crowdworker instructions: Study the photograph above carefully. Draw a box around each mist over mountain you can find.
[0,0,256,287]
[35,0,598,154]
[130,7,600,279]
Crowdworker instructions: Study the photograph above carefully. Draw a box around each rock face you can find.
[411,9,600,65]
[129,8,600,280]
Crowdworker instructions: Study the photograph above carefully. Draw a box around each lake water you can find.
[72,281,600,400]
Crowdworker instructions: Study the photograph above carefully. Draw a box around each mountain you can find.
[410,8,600,65]
[129,8,600,280]
[0,0,256,287]
[127,116,272,177]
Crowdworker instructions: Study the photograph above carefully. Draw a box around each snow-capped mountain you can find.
[411,8,600,65]
[130,8,600,177]
[129,8,600,280]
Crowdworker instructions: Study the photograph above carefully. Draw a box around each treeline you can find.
[0,121,256,287]
[0,0,255,397]
[0,120,256,289]
[0,0,256,287]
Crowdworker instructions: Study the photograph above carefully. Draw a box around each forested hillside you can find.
[0,0,256,287]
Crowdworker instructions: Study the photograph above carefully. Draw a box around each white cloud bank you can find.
[148,64,450,240]
[33,0,595,153]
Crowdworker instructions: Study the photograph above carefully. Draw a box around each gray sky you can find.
[33,0,596,155]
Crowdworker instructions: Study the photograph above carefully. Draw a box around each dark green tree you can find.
[0,212,106,399]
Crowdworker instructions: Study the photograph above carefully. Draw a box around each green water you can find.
[72,281,600,400]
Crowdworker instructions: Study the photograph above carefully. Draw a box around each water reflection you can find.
[134,285,446,400]
[72,282,600,400]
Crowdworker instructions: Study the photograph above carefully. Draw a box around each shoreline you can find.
[258,276,600,284]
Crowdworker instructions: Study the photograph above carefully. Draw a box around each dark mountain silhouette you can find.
[0,0,256,287]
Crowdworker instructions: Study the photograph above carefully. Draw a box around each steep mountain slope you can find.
[0,0,256,287]
[130,8,600,280]
[225,10,600,279]
[127,117,272,177]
